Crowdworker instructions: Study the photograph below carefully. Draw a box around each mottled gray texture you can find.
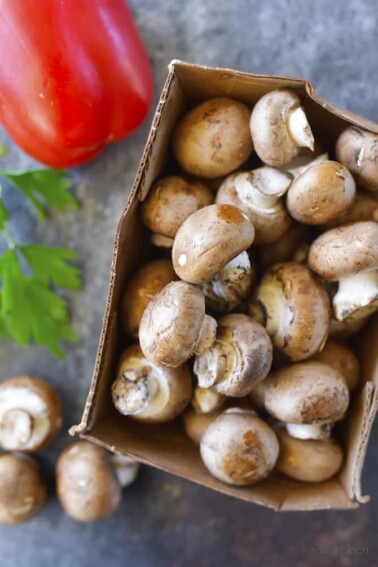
[0,0,377,565]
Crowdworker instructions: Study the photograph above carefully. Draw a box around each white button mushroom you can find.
[0,454,47,524]
[0,375,62,452]
[200,408,279,486]
[121,259,176,339]
[112,344,192,423]
[286,161,356,225]
[139,281,217,367]
[250,89,314,167]
[309,221,378,321]
[56,441,122,522]
[172,97,253,178]
[194,313,273,397]
[172,204,255,284]
[276,428,343,482]
[215,167,292,244]
[264,361,350,425]
[249,262,331,361]
[311,339,360,392]
[336,126,378,193]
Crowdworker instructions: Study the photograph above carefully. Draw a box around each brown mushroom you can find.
[309,222,378,321]
[172,97,253,178]
[200,408,279,485]
[249,262,331,361]
[194,313,272,397]
[182,407,221,445]
[286,161,356,224]
[336,126,378,193]
[330,315,370,339]
[321,190,378,230]
[0,453,47,524]
[311,340,360,391]
[172,204,255,284]
[258,223,309,269]
[0,375,62,452]
[56,441,122,522]
[112,344,192,423]
[250,89,314,166]
[121,259,176,338]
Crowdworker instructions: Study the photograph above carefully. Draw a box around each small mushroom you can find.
[201,251,254,314]
[139,281,217,367]
[141,176,213,241]
[56,441,122,522]
[112,344,192,423]
[182,407,221,445]
[285,423,332,440]
[336,126,378,193]
[309,222,378,321]
[172,204,255,284]
[194,313,272,397]
[121,259,176,339]
[0,375,62,452]
[200,408,279,485]
[286,161,356,225]
[110,455,140,488]
[0,454,47,524]
[276,428,343,482]
[172,97,253,178]
[312,340,360,391]
[258,223,308,269]
[191,385,225,414]
[215,167,292,244]
[321,190,378,230]
[264,361,350,425]
[250,89,314,167]
[249,262,330,360]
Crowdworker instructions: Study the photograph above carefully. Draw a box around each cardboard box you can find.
[72,61,378,511]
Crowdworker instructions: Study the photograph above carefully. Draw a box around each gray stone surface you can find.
[0,0,377,565]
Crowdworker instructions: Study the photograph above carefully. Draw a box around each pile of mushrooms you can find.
[115,89,378,489]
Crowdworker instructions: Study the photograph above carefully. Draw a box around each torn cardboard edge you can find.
[71,60,378,511]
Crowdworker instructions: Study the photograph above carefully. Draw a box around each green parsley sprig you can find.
[0,168,81,358]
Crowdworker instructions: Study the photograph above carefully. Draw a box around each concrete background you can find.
[0,0,377,565]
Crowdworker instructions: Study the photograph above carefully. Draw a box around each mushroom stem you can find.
[0,408,33,449]
[286,422,332,440]
[287,106,314,151]
[233,170,291,209]
[195,341,228,389]
[333,270,378,321]
[112,367,158,415]
[194,315,217,355]
[251,283,288,346]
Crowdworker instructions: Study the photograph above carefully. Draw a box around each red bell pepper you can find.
[0,0,153,167]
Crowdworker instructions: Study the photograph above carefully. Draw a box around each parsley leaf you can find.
[21,245,81,290]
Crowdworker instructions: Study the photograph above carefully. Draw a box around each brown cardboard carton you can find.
[71,61,378,511]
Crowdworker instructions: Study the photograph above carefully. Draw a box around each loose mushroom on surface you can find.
[248,262,331,361]
[121,259,176,338]
[286,161,356,225]
[172,204,255,284]
[309,222,378,321]
[215,167,292,244]
[194,313,273,397]
[0,375,62,452]
[172,97,253,178]
[139,281,217,367]
[0,454,47,524]
[311,340,360,391]
[200,408,279,486]
[336,126,378,193]
[112,344,192,423]
[56,441,122,522]
[250,89,314,167]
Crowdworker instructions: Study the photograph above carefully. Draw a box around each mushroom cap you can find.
[286,161,356,225]
[121,259,176,338]
[309,222,378,280]
[330,315,369,339]
[194,313,273,397]
[172,204,255,284]
[250,89,313,167]
[276,428,343,482]
[112,344,192,423]
[172,97,253,178]
[182,407,220,445]
[311,340,360,391]
[0,375,62,452]
[216,169,292,244]
[264,361,350,424]
[139,281,212,366]
[141,176,213,238]
[258,223,308,269]
[200,408,279,485]
[0,454,47,524]
[250,262,331,361]
[336,126,378,193]
[56,441,122,522]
